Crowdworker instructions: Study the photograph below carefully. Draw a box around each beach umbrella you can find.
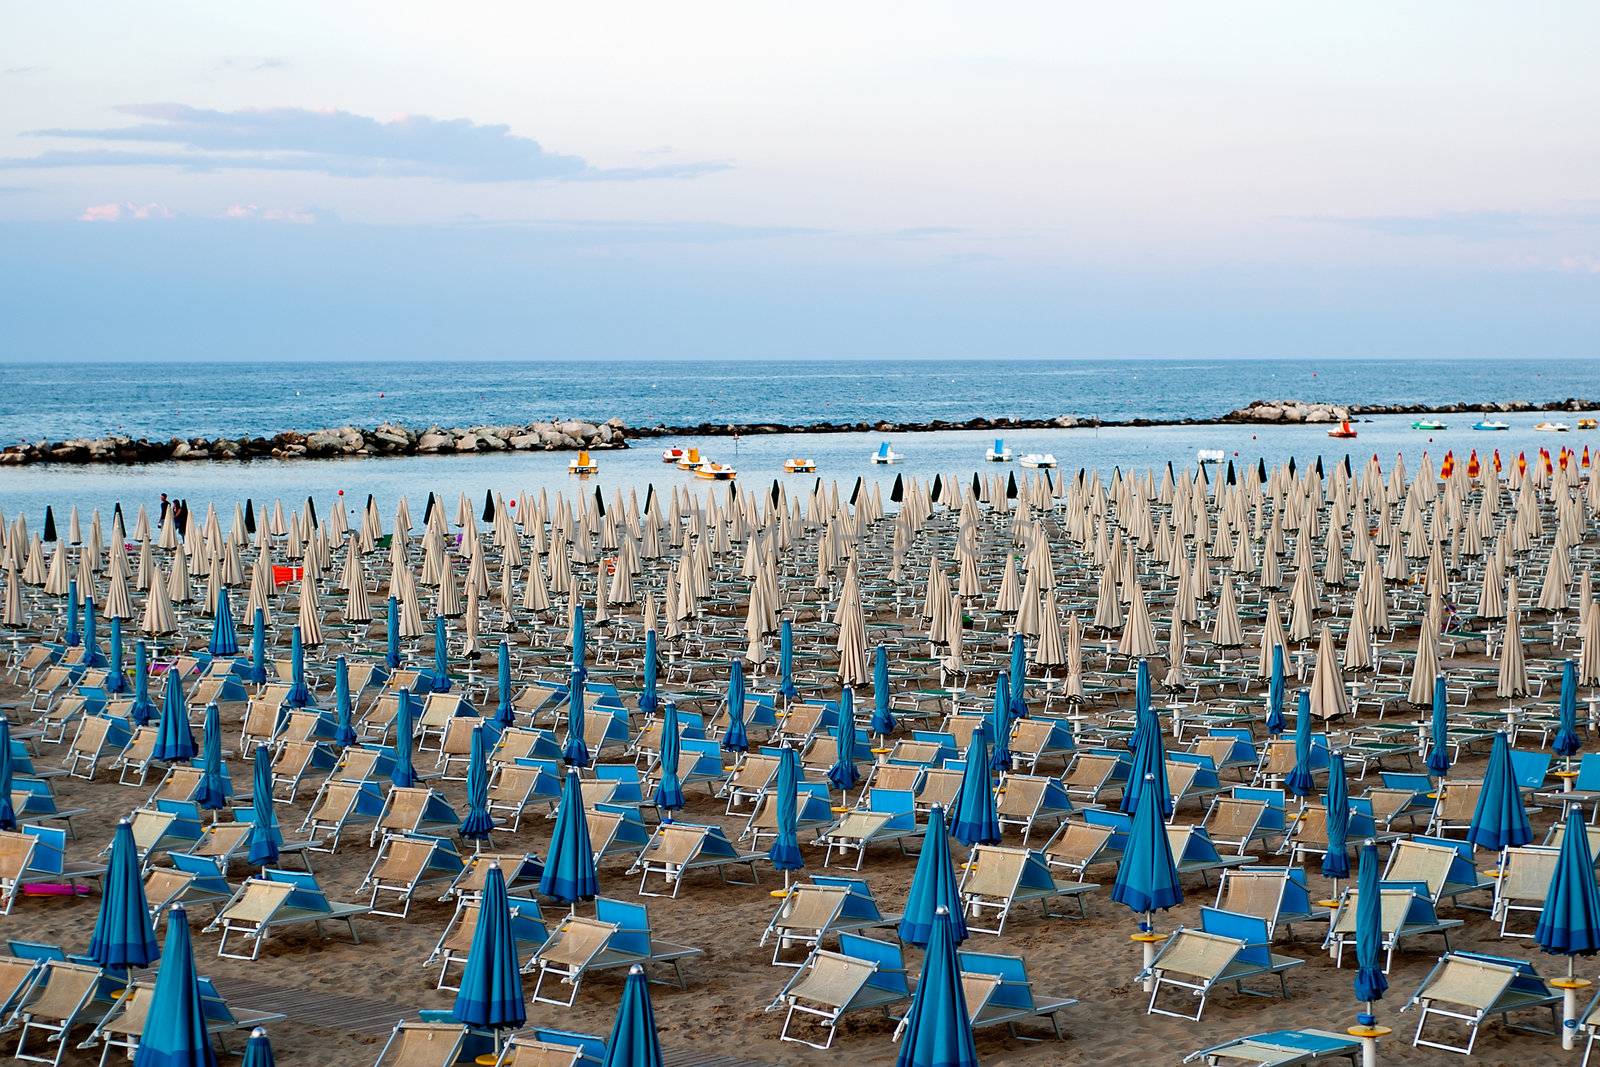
[452,862,525,1038]
[540,770,598,905]
[333,656,356,747]
[653,702,685,814]
[828,688,861,791]
[65,578,79,645]
[89,818,160,971]
[195,703,228,813]
[392,688,417,787]
[1284,690,1315,799]
[564,670,590,767]
[385,596,401,668]
[461,725,495,843]
[0,717,13,831]
[639,629,660,716]
[601,965,664,1067]
[134,908,217,1067]
[1427,677,1452,777]
[130,640,156,725]
[1265,645,1286,736]
[989,673,1013,772]
[778,618,797,700]
[1121,663,1171,818]
[82,597,106,667]
[1322,750,1351,883]
[723,658,749,755]
[246,608,267,685]
[1556,659,1583,762]
[493,640,515,727]
[209,587,238,656]
[1352,840,1388,1005]
[433,614,452,692]
[1537,809,1600,1047]
[949,724,1000,848]
[1466,730,1532,851]
[894,906,978,1067]
[240,1028,275,1067]
[871,644,895,738]
[285,626,311,708]
[106,616,127,694]
[570,602,587,683]
[1008,633,1028,719]
[900,805,967,946]
[153,668,196,763]
[1113,772,1183,983]
[769,746,805,879]
[247,746,280,867]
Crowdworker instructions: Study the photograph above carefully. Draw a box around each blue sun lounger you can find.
[955,950,1077,1038]
[1184,1029,1360,1065]
[769,932,910,1049]
[1143,908,1303,1020]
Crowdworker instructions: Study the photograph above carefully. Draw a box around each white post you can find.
[1564,984,1579,1051]
[1359,1032,1378,1067]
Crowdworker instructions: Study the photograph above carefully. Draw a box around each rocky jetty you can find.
[1222,397,1600,424]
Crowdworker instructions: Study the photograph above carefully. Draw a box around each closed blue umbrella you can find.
[106,617,127,694]
[195,703,228,813]
[769,747,804,877]
[1466,730,1533,852]
[1112,773,1183,916]
[564,670,591,767]
[332,656,356,748]
[285,626,310,708]
[1121,679,1171,819]
[461,725,495,842]
[247,746,279,867]
[240,1028,275,1067]
[82,597,106,667]
[493,640,515,727]
[385,596,401,669]
[453,862,525,1033]
[570,603,587,684]
[1427,676,1452,777]
[899,804,967,946]
[246,609,267,685]
[209,588,237,656]
[131,640,156,725]
[639,630,660,716]
[723,658,748,755]
[895,906,978,1067]
[391,688,417,788]
[653,702,685,814]
[989,673,1013,772]
[89,818,160,970]
[1132,657,1151,745]
[1322,750,1351,882]
[153,669,196,763]
[949,724,1000,848]
[0,717,14,831]
[1556,660,1583,762]
[778,619,797,700]
[828,688,861,791]
[433,614,452,692]
[1284,690,1315,799]
[871,644,895,737]
[1009,633,1029,720]
[65,579,80,647]
[1352,840,1388,1004]
[601,965,664,1067]
[133,907,216,1067]
[540,770,598,905]
[1266,645,1286,736]
[1537,809,1600,959]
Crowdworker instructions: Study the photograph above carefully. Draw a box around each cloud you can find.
[222,203,337,224]
[453,217,821,244]
[883,226,966,240]
[79,202,175,222]
[4,103,729,182]
[1301,209,1600,241]
[219,56,288,73]
[3,66,44,76]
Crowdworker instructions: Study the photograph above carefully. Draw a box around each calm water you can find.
[2,358,1597,443]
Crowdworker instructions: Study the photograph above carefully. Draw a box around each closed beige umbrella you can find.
[1407,612,1439,706]
[1163,620,1186,689]
[101,566,133,620]
[1257,596,1289,678]
[1211,575,1244,649]
[1579,603,1600,686]
[43,546,68,597]
[141,570,177,636]
[166,548,191,604]
[1117,577,1158,659]
[522,558,551,613]
[1033,586,1065,667]
[834,562,869,686]
[1342,588,1373,672]
[345,551,373,624]
[1063,612,1084,699]
[297,571,323,647]
[1309,625,1349,721]
[436,555,464,618]
[943,595,965,674]
[2,564,22,627]
[1497,578,1528,698]
[1092,564,1123,631]
[463,584,481,658]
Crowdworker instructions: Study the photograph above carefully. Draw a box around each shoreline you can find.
[4,396,1597,467]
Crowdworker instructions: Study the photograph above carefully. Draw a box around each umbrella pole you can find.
[1132,912,1162,994]
[1553,956,1590,1051]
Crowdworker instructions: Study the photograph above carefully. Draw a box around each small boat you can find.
[567,449,599,475]
[871,441,901,464]
[1195,449,1224,465]
[985,438,1012,462]
[1535,421,1570,432]
[1327,420,1358,439]
[1578,418,1598,430]
[1473,417,1510,431]
[675,447,705,471]
[1018,453,1056,469]
[783,458,816,473]
[1411,419,1447,431]
[661,446,686,464]
[693,461,737,480]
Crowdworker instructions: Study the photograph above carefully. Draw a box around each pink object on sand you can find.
[22,883,91,897]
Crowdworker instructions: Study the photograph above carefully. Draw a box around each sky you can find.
[2,1,1597,361]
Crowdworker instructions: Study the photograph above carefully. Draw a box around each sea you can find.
[0,358,1595,524]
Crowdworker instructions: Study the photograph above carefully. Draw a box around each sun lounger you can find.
[362,832,465,917]
[760,876,899,965]
[1040,819,1118,881]
[270,739,337,801]
[490,1031,597,1067]
[207,867,370,960]
[1143,908,1303,1020]
[369,786,459,847]
[1007,716,1076,775]
[1426,780,1484,837]
[1167,755,1230,811]
[1325,887,1463,971]
[370,1021,468,1067]
[959,844,1096,934]
[439,851,544,902]
[1491,845,1559,937]
[742,781,837,852]
[995,774,1074,843]
[35,695,88,746]
[954,950,1076,1038]
[632,822,761,897]
[8,779,85,839]
[6,959,112,1067]
[1169,824,1256,884]
[1202,797,1274,857]
[487,760,561,832]
[819,788,921,869]
[77,973,285,1065]
[768,932,911,1050]
[719,753,782,812]
[1183,1028,1360,1065]
[527,897,701,1006]
[11,825,104,895]
[62,715,131,780]
[1405,951,1559,1055]
[144,852,235,920]
[429,894,548,990]
[585,803,651,865]
[1213,867,1328,941]
[1063,750,1127,804]
[124,801,205,865]
[1384,836,1493,908]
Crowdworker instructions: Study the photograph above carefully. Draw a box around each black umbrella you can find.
[422,492,436,524]
[1226,460,1236,486]
[43,506,56,542]
[890,473,904,503]
[244,500,256,534]
[482,490,495,522]
[971,473,981,498]
[594,486,605,517]
[1288,457,1297,477]
[1257,457,1268,482]
[305,496,318,527]
[931,474,943,499]
[1005,471,1018,499]
[849,477,862,507]
[1314,457,1324,479]
[1343,454,1353,477]
[644,484,655,510]
[770,480,781,508]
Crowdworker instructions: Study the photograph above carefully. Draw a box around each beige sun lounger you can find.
[1325,888,1463,971]
[1040,821,1116,881]
[206,874,370,960]
[0,831,39,915]
[1405,951,1559,1055]
[768,938,911,1050]
[959,844,1097,935]
[1491,845,1559,937]
[490,1034,586,1067]
[8,960,103,1067]
[371,1021,467,1067]
[631,823,761,898]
